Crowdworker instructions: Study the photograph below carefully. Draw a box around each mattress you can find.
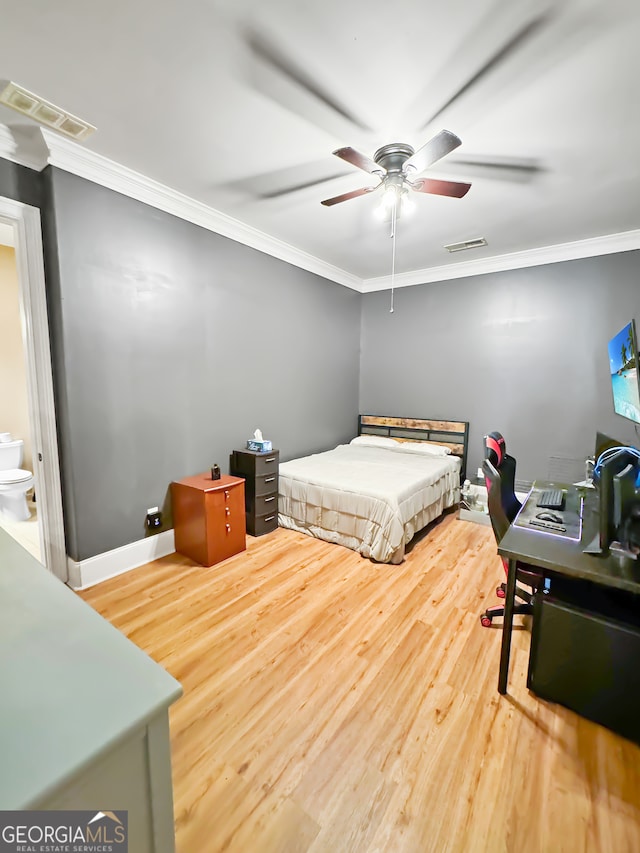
[278,442,461,563]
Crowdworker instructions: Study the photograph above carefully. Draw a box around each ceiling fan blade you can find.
[403,130,462,176]
[333,147,384,176]
[397,2,557,133]
[411,178,471,199]
[223,160,352,200]
[433,156,543,184]
[425,15,549,127]
[244,26,371,137]
[260,171,351,199]
[321,186,379,206]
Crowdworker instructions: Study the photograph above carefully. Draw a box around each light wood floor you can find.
[79,513,640,853]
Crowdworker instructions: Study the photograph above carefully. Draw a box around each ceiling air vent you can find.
[444,237,488,253]
[0,81,96,141]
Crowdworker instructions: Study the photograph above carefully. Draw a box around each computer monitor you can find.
[613,463,639,530]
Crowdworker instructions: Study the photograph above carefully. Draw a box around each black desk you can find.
[496,482,640,694]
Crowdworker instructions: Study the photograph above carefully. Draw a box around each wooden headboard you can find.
[358,414,469,480]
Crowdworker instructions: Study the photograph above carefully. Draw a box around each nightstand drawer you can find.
[254,452,279,476]
[230,450,279,477]
[251,492,278,516]
[255,473,278,496]
[252,512,278,536]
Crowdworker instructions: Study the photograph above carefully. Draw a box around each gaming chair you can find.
[480,431,542,627]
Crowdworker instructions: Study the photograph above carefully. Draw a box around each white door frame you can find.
[0,196,67,581]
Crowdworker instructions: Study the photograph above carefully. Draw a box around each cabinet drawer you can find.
[204,483,246,563]
[254,453,279,476]
[255,472,278,497]
[251,492,278,516]
[251,512,278,536]
[230,450,279,477]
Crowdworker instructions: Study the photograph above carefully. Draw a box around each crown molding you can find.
[0,124,17,160]
[0,124,51,171]
[40,130,362,292]
[9,149,50,171]
[362,229,640,292]
[4,130,638,293]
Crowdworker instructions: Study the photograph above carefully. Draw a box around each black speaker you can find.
[528,585,640,744]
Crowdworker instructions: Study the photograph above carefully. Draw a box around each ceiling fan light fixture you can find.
[381,185,399,209]
[401,191,415,216]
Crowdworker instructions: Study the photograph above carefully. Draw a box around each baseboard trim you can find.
[67,529,176,590]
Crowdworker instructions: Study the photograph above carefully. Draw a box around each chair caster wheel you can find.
[480,614,492,628]
[496,584,506,599]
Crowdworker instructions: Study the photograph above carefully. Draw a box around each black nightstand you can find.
[230,449,279,536]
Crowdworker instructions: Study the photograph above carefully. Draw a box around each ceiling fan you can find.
[320,129,471,209]
[240,4,567,202]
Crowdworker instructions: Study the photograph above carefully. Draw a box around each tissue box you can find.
[247,439,272,452]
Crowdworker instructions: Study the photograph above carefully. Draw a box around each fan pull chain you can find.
[389,197,397,313]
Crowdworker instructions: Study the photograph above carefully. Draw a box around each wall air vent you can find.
[0,81,96,141]
[444,237,488,253]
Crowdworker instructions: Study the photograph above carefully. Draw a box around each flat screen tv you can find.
[608,320,640,424]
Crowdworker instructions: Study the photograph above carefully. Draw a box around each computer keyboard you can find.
[537,489,565,510]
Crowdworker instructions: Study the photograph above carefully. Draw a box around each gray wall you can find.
[360,252,640,484]
[0,158,43,209]
[5,157,640,561]
[45,169,361,561]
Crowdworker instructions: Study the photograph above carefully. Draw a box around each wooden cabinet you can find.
[230,449,279,536]
[171,473,246,566]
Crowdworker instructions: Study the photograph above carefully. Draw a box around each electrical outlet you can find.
[146,506,162,530]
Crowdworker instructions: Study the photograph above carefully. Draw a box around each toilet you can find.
[0,433,35,522]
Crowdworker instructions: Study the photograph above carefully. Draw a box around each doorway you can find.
[0,196,66,581]
[0,231,40,558]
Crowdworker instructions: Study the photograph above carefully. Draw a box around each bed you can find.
[278,415,469,564]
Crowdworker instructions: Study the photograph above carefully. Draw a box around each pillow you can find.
[391,441,451,456]
[350,435,399,448]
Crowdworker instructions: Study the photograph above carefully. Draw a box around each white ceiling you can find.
[0,0,639,284]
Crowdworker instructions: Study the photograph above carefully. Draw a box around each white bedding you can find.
[278,443,461,563]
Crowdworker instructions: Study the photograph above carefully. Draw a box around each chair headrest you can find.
[484,431,506,467]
